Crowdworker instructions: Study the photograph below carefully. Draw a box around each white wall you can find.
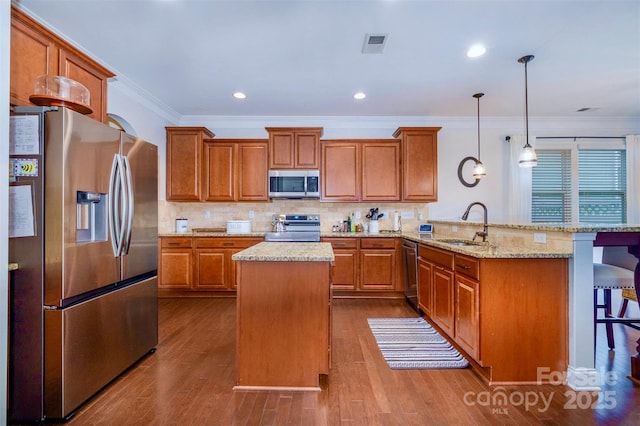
[108,77,180,201]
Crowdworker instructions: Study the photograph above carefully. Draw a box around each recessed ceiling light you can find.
[233,92,246,99]
[467,44,486,58]
[353,92,367,100]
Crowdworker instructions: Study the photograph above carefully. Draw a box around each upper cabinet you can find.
[203,139,269,202]
[267,127,323,169]
[320,139,400,202]
[10,7,115,123]
[393,127,441,202]
[166,127,215,201]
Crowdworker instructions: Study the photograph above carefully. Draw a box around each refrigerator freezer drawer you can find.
[44,276,158,419]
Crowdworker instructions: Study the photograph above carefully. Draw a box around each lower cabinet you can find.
[324,238,358,291]
[418,245,455,336]
[158,236,262,294]
[195,237,262,290]
[322,237,401,295]
[417,242,569,384]
[454,273,479,359]
[360,238,398,291]
[417,257,433,316]
[159,237,193,290]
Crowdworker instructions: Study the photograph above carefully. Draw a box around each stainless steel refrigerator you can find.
[8,107,158,421]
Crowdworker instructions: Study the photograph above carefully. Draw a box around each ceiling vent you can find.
[362,33,388,54]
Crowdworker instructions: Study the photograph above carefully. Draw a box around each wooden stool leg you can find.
[604,289,615,350]
[618,298,629,317]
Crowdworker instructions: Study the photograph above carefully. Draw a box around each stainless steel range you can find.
[265,214,321,242]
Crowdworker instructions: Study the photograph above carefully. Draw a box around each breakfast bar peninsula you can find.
[232,242,334,390]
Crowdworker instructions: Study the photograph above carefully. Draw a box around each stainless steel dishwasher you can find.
[401,239,420,313]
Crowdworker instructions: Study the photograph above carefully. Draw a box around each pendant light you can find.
[518,54,537,167]
[472,92,486,178]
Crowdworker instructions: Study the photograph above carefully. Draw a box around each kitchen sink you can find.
[436,239,486,247]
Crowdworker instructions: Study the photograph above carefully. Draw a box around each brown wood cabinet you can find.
[323,238,358,291]
[454,272,479,359]
[321,141,360,201]
[419,245,455,336]
[158,237,193,290]
[323,237,401,295]
[10,7,114,122]
[165,127,215,201]
[417,242,568,384]
[361,141,401,201]
[158,236,261,295]
[194,237,262,290]
[393,127,441,202]
[359,238,397,291]
[267,127,323,169]
[320,139,400,202]
[203,139,268,202]
[417,257,433,316]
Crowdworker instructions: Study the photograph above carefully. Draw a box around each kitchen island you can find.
[425,220,640,390]
[232,242,334,390]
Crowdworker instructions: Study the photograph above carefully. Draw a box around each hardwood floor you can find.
[54,297,639,425]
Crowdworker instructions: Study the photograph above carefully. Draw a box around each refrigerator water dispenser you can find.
[76,191,107,243]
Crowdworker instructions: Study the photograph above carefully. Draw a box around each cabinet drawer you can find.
[196,237,262,249]
[418,245,454,270]
[322,238,358,249]
[360,238,396,249]
[160,237,192,248]
[454,254,479,280]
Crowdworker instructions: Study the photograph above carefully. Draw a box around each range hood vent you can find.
[362,33,388,54]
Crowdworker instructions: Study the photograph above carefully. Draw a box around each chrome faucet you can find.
[461,202,488,242]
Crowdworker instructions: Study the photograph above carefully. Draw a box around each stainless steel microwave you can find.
[268,170,320,199]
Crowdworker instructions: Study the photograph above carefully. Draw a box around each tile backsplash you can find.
[159,200,430,234]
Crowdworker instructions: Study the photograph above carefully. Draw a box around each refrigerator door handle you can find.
[108,154,120,256]
[109,154,127,256]
[121,156,134,255]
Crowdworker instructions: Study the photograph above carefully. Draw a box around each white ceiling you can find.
[18,0,640,118]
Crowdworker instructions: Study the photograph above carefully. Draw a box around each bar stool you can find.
[594,246,638,350]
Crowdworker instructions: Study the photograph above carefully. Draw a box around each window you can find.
[532,148,627,223]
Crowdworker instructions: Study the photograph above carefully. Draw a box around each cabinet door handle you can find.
[223,242,235,246]
[456,263,471,270]
[334,243,346,247]
[372,243,384,247]
[167,242,181,246]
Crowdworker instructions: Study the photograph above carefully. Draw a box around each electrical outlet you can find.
[417,212,424,220]
[451,225,458,233]
[533,233,547,243]
[248,210,254,219]
[204,210,211,219]
[355,211,361,219]
[401,211,414,219]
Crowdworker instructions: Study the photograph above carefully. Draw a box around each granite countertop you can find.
[428,219,640,233]
[232,242,335,262]
[399,231,572,259]
[160,223,640,259]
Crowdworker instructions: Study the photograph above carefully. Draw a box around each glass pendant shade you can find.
[472,161,486,177]
[519,144,538,167]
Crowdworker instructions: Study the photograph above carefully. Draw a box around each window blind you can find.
[532,150,571,222]
[578,150,626,223]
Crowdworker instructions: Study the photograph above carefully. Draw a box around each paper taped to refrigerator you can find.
[10,115,40,155]
[9,184,36,238]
